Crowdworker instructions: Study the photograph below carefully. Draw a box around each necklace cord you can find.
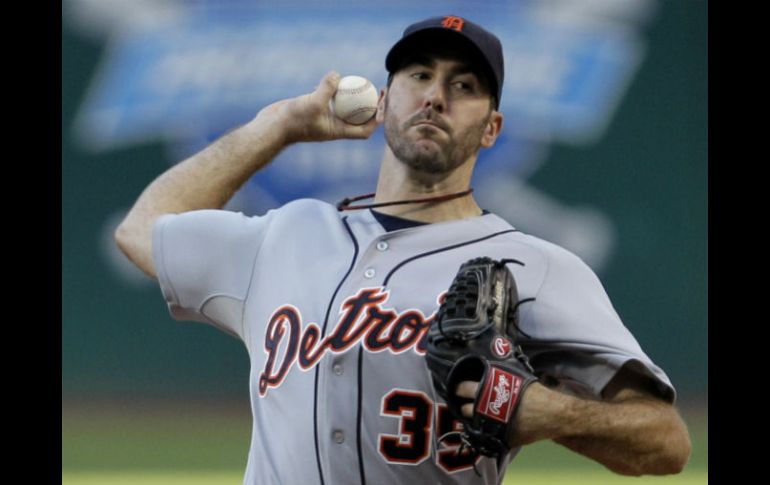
[336,188,474,211]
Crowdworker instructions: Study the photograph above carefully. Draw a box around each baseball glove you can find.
[426,257,537,458]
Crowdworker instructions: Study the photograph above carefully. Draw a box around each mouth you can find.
[412,120,447,133]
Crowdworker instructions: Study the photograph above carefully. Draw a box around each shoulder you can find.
[153,200,344,253]
[154,209,256,239]
[264,198,349,234]
[481,215,595,279]
[159,199,338,227]
[463,215,601,304]
[507,232,608,306]
[278,198,338,215]
[514,232,594,274]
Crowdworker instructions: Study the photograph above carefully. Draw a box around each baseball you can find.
[332,75,378,125]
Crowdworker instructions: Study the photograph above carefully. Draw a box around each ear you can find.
[375,87,388,123]
[480,111,504,148]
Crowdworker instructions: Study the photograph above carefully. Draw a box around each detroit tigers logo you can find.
[491,336,512,357]
[441,16,465,32]
[258,287,441,396]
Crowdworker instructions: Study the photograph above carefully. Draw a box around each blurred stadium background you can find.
[62,0,707,483]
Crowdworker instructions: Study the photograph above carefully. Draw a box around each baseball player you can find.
[116,15,691,485]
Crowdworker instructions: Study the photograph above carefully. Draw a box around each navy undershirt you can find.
[370,209,490,232]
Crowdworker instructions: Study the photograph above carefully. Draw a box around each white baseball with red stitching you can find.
[333,75,378,125]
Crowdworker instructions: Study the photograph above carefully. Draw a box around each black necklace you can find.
[336,188,473,211]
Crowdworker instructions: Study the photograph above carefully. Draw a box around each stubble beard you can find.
[384,103,489,176]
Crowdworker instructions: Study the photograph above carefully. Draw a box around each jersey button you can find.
[364,268,376,279]
[376,241,389,251]
[333,364,344,376]
[332,430,345,444]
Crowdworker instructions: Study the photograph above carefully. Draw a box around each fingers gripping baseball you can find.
[280,71,379,144]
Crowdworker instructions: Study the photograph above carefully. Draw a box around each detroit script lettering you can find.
[259,288,442,396]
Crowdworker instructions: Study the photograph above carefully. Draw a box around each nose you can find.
[422,79,446,113]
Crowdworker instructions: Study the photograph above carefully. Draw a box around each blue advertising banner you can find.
[75,2,647,212]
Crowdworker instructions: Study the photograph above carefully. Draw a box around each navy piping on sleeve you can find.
[382,230,519,285]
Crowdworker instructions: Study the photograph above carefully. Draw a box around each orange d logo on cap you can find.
[441,16,465,32]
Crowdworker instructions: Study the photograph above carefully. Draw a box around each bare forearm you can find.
[512,384,691,476]
[114,111,287,278]
[131,113,286,215]
[115,71,379,279]
[554,395,689,475]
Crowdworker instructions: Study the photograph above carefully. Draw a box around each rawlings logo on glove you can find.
[479,367,521,422]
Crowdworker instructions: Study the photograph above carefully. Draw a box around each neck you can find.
[373,149,483,223]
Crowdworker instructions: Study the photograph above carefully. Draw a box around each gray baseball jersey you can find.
[152,198,675,485]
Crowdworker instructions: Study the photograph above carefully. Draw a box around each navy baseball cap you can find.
[385,15,504,109]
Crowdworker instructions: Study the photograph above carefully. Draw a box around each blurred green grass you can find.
[62,399,707,484]
[62,470,708,485]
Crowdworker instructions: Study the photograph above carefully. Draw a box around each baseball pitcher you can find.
[116,15,691,485]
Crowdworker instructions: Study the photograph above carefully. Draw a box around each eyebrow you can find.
[404,56,478,77]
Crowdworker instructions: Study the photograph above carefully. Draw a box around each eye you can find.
[452,80,476,93]
[411,71,430,81]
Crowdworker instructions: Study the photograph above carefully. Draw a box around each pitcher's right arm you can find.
[114,71,379,278]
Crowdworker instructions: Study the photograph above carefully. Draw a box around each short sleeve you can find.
[152,209,272,341]
[523,244,676,403]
